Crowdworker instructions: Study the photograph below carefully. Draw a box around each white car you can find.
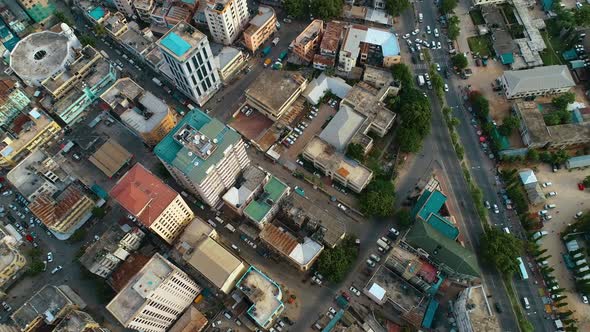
[412,28,420,35]
[435,63,441,71]
[485,201,491,209]
[349,286,361,296]
[583,295,588,304]
[426,25,431,34]
[51,265,63,274]
[434,28,439,37]
[47,252,53,263]
[337,203,347,212]
[493,204,500,214]
[444,84,449,92]
[437,41,442,49]
[542,182,552,187]
[402,33,410,39]
[547,191,557,197]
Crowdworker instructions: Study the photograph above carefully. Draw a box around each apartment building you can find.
[103,12,129,38]
[157,22,221,106]
[133,0,155,21]
[15,0,56,22]
[245,71,308,121]
[0,109,62,168]
[28,184,95,236]
[101,78,177,146]
[154,109,250,207]
[0,227,26,289]
[0,79,31,127]
[243,5,276,52]
[216,47,247,82]
[338,25,401,72]
[113,0,135,17]
[292,19,324,63]
[205,0,249,45]
[110,163,194,244]
[106,253,201,332]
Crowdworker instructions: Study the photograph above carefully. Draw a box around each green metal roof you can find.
[417,190,447,221]
[243,176,288,223]
[154,109,240,184]
[406,221,480,278]
[426,214,459,240]
[265,177,288,201]
[411,190,432,218]
[244,200,270,223]
[500,53,514,65]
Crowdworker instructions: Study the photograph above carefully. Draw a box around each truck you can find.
[225,223,236,233]
[278,50,288,62]
[264,58,272,67]
[272,37,280,46]
[272,61,283,70]
[152,77,163,86]
[261,46,272,57]
[61,141,75,154]
[417,74,425,86]
[100,50,109,58]
[377,239,390,251]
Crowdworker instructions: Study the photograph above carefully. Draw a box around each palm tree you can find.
[556,302,568,307]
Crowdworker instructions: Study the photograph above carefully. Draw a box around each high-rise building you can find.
[16,0,56,23]
[106,253,201,332]
[154,109,250,207]
[110,163,194,243]
[133,0,155,21]
[205,0,249,45]
[157,22,220,106]
[113,0,135,17]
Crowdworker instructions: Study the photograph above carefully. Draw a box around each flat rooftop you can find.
[0,242,17,277]
[289,194,346,247]
[247,5,274,30]
[304,136,373,190]
[53,310,96,332]
[88,138,132,178]
[100,77,144,112]
[342,25,400,58]
[343,82,396,130]
[104,12,127,35]
[462,286,500,332]
[42,46,100,93]
[245,71,307,115]
[369,266,426,315]
[0,109,57,159]
[11,285,81,330]
[243,176,288,223]
[120,28,153,55]
[157,22,206,61]
[237,266,284,327]
[294,19,323,47]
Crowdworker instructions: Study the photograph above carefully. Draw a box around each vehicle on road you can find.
[51,265,63,274]
[151,78,163,86]
[546,191,557,197]
[517,257,529,280]
[576,211,584,219]
[417,75,425,86]
[418,13,423,22]
[369,254,381,262]
[542,182,552,187]
[366,259,376,268]
[349,286,361,296]
[47,252,53,263]
[337,203,347,211]
[493,204,499,214]
[261,46,271,57]
[272,37,280,46]
[264,58,272,67]
[444,83,449,92]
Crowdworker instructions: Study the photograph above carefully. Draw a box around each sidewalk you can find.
[454,0,478,61]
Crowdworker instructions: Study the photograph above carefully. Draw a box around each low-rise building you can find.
[303,73,352,105]
[0,227,26,289]
[11,285,88,332]
[168,305,208,332]
[216,47,248,82]
[106,253,201,332]
[499,65,575,99]
[340,81,397,137]
[243,176,289,228]
[236,266,284,329]
[172,218,246,294]
[110,163,194,244]
[101,78,177,146]
[222,165,269,215]
[453,285,501,332]
[79,223,145,278]
[0,80,31,127]
[133,0,155,21]
[118,24,156,59]
[88,138,133,178]
[0,108,62,168]
[302,137,373,193]
[243,5,276,52]
[104,11,129,38]
[259,224,323,271]
[512,101,590,149]
[319,21,344,58]
[245,71,308,121]
[338,25,401,72]
[292,19,324,63]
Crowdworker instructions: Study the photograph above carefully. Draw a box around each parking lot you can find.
[282,103,337,161]
[533,164,590,329]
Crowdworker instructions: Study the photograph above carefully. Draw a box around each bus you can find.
[517,257,529,280]
[278,50,288,62]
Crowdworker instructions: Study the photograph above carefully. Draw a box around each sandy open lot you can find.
[534,164,590,329]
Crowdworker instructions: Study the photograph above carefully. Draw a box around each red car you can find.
[578,183,585,191]
[25,234,34,242]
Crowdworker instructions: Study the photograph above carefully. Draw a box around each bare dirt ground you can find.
[534,164,590,329]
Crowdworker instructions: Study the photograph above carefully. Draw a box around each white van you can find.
[207,219,217,228]
[503,227,510,234]
[215,216,224,224]
[522,297,530,309]
[418,13,423,22]
[225,223,236,233]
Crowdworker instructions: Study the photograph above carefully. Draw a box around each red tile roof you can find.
[110,163,178,227]
[260,224,298,256]
[109,253,151,292]
[29,185,89,227]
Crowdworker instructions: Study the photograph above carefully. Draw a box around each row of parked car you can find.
[282,121,309,147]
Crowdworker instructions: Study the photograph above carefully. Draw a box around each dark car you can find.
[494,302,502,313]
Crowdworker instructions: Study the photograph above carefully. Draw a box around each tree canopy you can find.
[574,5,590,27]
[470,92,490,120]
[391,63,414,88]
[480,226,523,276]
[394,86,431,153]
[498,115,519,137]
[346,143,364,161]
[451,53,468,70]
[359,179,396,217]
[283,0,307,18]
[583,176,590,188]
[386,0,411,17]
[552,92,576,110]
[440,0,458,14]
[448,16,461,40]
[316,237,358,282]
[395,208,413,229]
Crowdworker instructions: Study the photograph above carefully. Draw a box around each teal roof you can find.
[422,298,439,328]
[411,190,432,218]
[154,109,240,184]
[426,214,459,240]
[542,0,553,10]
[562,49,578,61]
[243,176,288,223]
[160,32,191,56]
[88,7,106,20]
[500,53,514,65]
[570,60,586,69]
[416,190,447,221]
[491,127,510,150]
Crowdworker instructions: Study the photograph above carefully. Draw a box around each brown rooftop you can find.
[320,21,343,53]
[109,253,151,292]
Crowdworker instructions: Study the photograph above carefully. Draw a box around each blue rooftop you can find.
[422,298,439,328]
[88,7,106,20]
[161,32,192,57]
[427,214,459,240]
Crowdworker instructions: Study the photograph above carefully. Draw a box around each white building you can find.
[106,253,202,332]
[499,65,575,99]
[156,22,220,106]
[113,0,136,17]
[205,0,249,45]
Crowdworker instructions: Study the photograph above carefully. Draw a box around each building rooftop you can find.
[100,77,144,114]
[304,137,373,189]
[455,285,500,332]
[52,310,96,332]
[11,285,85,330]
[303,73,352,105]
[6,150,70,200]
[0,109,57,160]
[120,27,153,56]
[503,65,575,95]
[9,31,72,85]
[318,105,366,151]
[0,241,17,279]
[157,22,205,61]
[288,194,346,247]
[222,165,267,209]
[42,46,100,94]
[107,254,199,326]
[79,223,136,272]
[294,19,323,48]
[342,82,396,131]
[110,163,179,227]
[260,224,323,267]
[88,138,132,178]
[519,168,538,185]
[246,5,275,32]
[320,21,344,54]
[154,109,241,184]
[88,6,106,21]
[342,25,400,58]
[168,305,208,332]
[236,266,284,327]
[28,184,92,229]
[104,12,127,35]
[245,71,307,116]
[217,46,242,69]
[109,253,152,292]
[243,176,289,223]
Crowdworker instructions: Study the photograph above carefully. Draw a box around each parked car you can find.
[337,203,347,211]
[578,183,585,191]
[51,265,63,274]
[493,204,500,214]
[542,182,552,187]
[546,191,557,197]
[47,252,53,263]
[349,286,361,296]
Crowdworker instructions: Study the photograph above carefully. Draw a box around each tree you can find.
[391,63,414,88]
[94,24,106,36]
[79,34,96,47]
[574,5,590,27]
[283,0,307,18]
[470,92,490,120]
[552,92,576,110]
[544,112,561,126]
[395,208,413,229]
[27,260,45,276]
[310,0,344,20]
[397,126,423,152]
[448,16,461,40]
[54,11,73,26]
[359,179,396,217]
[499,115,519,136]
[583,175,590,187]
[386,0,411,17]
[440,0,458,14]
[451,53,468,70]
[92,207,106,219]
[346,143,364,161]
[526,149,539,162]
[480,226,522,276]
[316,237,358,282]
